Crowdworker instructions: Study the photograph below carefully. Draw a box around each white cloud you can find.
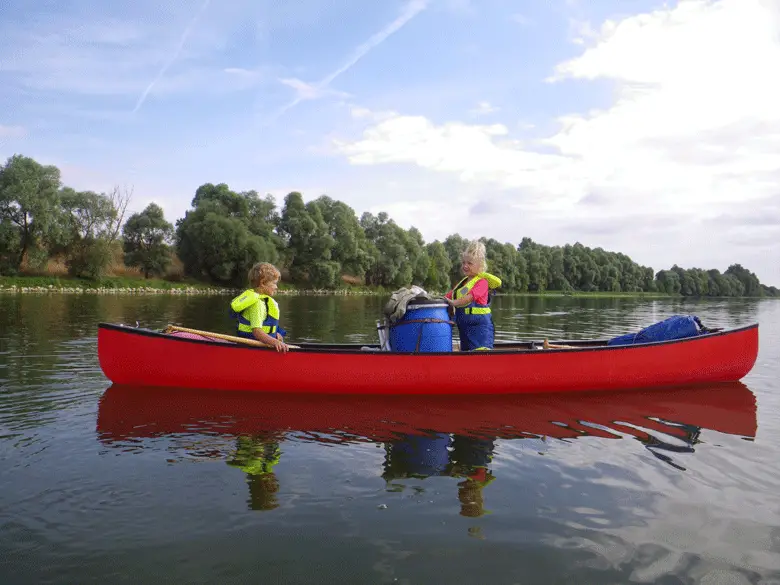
[567,18,599,46]
[335,114,577,210]
[330,0,780,283]
[510,13,533,26]
[469,101,499,116]
[224,67,259,77]
[348,106,374,119]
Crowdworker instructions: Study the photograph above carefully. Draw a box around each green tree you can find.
[725,263,762,297]
[6,154,776,298]
[442,234,468,284]
[655,269,681,294]
[175,183,279,286]
[278,192,339,288]
[360,212,415,288]
[58,187,128,278]
[122,203,174,278]
[0,155,61,272]
[423,241,452,291]
[312,196,373,280]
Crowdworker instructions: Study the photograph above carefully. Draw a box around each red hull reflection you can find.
[96,382,757,517]
[96,381,757,445]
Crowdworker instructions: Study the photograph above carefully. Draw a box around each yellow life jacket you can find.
[229,289,282,335]
[453,272,502,315]
[227,438,281,476]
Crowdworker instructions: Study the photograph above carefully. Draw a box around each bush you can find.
[66,239,113,279]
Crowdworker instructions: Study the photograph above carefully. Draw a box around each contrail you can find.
[266,0,429,123]
[132,0,211,114]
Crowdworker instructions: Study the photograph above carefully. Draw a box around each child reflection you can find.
[381,432,496,518]
[448,435,496,518]
[227,436,282,511]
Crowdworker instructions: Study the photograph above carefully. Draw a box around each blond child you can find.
[229,262,288,353]
[445,240,502,351]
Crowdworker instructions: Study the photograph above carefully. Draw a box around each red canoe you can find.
[96,322,759,394]
[96,381,758,445]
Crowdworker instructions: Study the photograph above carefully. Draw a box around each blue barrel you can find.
[386,433,453,477]
[388,300,453,352]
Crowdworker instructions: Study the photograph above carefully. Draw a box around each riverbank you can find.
[508,291,676,298]
[0,275,227,295]
[0,275,387,296]
[0,274,686,298]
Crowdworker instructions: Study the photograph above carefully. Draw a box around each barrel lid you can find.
[407,302,449,310]
[404,297,447,305]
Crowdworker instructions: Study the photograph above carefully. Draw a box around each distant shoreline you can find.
[0,274,746,299]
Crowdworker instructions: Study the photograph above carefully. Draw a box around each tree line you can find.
[1,154,777,297]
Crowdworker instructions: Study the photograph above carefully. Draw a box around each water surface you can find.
[1,293,779,584]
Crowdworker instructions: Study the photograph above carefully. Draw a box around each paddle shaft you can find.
[164,325,299,349]
[543,339,576,350]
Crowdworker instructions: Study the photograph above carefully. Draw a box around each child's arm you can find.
[446,279,487,308]
[253,329,288,352]
[245,300,288,352]
[447,293,473,308]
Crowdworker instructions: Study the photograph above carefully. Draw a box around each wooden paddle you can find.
[164,325,300,349]
[542,338,576,350]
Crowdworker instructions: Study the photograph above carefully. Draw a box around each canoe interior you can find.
[291,339,610,352]
[100,322,613,353]
[99,321,758,354]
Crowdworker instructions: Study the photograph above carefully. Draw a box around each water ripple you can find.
[1,294,779,585]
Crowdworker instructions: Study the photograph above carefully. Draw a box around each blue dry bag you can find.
[607,315,715,346]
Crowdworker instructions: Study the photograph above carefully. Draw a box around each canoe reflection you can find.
[96,382,757,514]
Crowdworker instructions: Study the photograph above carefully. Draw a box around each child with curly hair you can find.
[445,240,502,351]
[229,262,289,353]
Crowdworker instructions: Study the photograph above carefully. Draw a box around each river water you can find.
[1,293,779,584]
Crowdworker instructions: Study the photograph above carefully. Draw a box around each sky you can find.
[1,0,779,286]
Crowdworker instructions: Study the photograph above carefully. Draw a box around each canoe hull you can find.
[96,322,759,394]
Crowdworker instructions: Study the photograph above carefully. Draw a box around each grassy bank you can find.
[0,275,228,295]
[0,275,391,296]
[507,290,677,299]
[0,274,681,298]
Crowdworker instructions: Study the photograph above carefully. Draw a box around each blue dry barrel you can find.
[388,299,453,352]
[385,433,453,478]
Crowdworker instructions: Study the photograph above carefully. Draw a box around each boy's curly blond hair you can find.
[462,240,487,273]
[248,262,281,289]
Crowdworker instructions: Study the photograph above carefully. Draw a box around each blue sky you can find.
[1,0,779,286]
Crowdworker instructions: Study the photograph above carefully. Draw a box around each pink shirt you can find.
[446,278,489,305]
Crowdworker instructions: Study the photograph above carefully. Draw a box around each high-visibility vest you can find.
[229,289,282,336]
[452,272,502,315]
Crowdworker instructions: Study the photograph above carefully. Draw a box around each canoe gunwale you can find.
[96,321,759,356]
